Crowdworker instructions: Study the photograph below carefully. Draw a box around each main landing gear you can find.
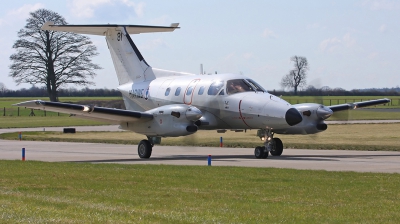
[137,136,162,159]
[254,129,283,159]
[138,140,152,158]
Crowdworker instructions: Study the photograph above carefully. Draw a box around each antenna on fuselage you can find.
[200,64,204,75]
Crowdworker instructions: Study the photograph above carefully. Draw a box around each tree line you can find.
[0,86,121,98]
[0,84,398,98]
[271,87,400,97]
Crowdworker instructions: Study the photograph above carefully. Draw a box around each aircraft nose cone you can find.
[285,108,303,126]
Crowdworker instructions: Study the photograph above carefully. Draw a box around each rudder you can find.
[106,27,155,85]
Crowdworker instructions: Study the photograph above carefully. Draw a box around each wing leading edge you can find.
[328,98,391,112]
[14,100,153,123]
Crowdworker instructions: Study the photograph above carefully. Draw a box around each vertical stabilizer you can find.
[41,22,180,84]
[106,27,155,84]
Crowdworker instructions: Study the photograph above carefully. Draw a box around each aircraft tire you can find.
[270,138,283,156]
[138,140,152,159]
[261,146,268,159]
[254,146,264,159]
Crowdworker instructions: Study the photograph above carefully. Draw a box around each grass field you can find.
[1,97,399,222]
[0,97,123,117]
[2,123,399,151]
[0,96,399,129]
[1,161,400,223]
[281,95,400,108]
[0,116,107,128]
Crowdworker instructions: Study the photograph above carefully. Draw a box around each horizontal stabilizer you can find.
[41,21,180,35]
[14,100,153,123]
[328,98,390,112]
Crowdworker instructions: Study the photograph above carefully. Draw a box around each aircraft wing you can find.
[328,98,390,112]
[14,100,153,123]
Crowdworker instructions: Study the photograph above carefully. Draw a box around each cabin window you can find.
[175,87,181,96]
[207,81,224,95]
[198,86,205,95]
[165,88,171,96]
[186,86,194,95]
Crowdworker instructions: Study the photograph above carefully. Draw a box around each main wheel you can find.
[270,138,283,156]
[138,140,152,159]
[254,146,265,159]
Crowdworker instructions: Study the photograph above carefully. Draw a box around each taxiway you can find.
[1,124,399,173]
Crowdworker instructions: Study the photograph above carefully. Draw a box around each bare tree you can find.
[0,82,7,92]
[9,9,101,101]
[281,56,308,95]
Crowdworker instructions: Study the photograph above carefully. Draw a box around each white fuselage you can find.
[118,73,294,131]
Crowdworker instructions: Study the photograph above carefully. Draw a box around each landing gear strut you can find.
[254,129,283,159]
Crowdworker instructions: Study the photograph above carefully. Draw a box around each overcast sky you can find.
[1,0,399,91]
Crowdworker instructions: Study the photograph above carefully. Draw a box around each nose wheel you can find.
[254,129,284,159]
[254,146,268,159]
[270,138,283,156]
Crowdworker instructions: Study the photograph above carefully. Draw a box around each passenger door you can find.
[184,79,200,105]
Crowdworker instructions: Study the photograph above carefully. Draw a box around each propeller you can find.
[307,78,351,122]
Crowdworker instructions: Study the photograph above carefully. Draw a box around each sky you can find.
[1,0,399,91]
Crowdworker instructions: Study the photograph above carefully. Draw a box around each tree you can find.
[280,56,308,95]
[0,82,7,93]
[9,9,101,101]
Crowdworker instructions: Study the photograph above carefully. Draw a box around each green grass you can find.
[1,161,400,223]
[328,109,400,120]
[281,95,400,108]
[0,109,398,129]
[2,123,399,151]
[0,117,107,128]
[0,96,122,106]
[0,96,398,128]
[0,97,123,117]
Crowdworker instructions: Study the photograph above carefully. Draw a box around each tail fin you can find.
[41,22,180,85]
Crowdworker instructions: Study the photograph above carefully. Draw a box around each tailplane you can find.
[41,22,180,85]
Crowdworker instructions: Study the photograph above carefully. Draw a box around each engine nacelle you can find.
[275,103,332,134]
[120,104,202,137]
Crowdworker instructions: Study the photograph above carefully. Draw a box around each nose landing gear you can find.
[254,129,283,159]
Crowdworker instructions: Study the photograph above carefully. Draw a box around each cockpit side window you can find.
[226,79,252,94]
[207,81,224,95]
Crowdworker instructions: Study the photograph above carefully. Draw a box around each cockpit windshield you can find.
[246,79,266,92]
[226,79,266,95]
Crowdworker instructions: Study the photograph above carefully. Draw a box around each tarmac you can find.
[1,122,400,174]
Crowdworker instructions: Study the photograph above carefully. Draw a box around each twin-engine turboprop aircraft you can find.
[15,22,390,159]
